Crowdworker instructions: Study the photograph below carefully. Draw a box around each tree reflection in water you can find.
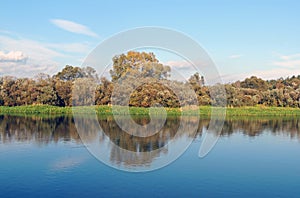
[0,115,299,168]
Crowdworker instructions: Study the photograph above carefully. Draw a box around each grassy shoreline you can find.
[0,105,300,117]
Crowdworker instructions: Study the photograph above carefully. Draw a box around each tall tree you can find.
[110,51,171,82]
[53,65,85,81]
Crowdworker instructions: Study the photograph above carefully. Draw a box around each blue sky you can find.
[1,0,300,82]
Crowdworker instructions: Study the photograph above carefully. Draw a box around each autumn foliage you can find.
[0,51,299,108]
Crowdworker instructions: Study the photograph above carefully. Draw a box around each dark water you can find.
[0,115,300,197]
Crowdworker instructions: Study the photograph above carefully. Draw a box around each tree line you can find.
[0,51,299,108]
[2,115,300,146]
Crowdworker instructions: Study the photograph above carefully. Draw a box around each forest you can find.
[0,51,299,108]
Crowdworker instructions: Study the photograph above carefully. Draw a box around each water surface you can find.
[0,115,300,197]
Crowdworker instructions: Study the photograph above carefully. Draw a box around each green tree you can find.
[35,74,58,105]
[54,65,85,81]
[95,77,113,105]
[110,51,171,82]
[109,51,174,107]
[241,76,268,91]
[54,80,72,106]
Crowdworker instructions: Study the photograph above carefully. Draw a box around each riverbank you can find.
[0,105,300,116]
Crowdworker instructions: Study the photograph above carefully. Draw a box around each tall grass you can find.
[0,105,299,116]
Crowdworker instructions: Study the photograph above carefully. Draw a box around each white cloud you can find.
[222,67,300,83]
[279,53,300,60]
[0,33,94,77]
[163,53,300,83]
[0,35,61,76]
[46,42,93,54]
[253,68,300,79]
[229,54,243,59]
[50,19,99,38]
[0,34,62,60]
[164,60,194,70]
[220,52,300,83]
[273,60,300,68]
[272,53,300,68]
[0,51,28,63]
[163,60,196,81]
[0,29,11,35]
